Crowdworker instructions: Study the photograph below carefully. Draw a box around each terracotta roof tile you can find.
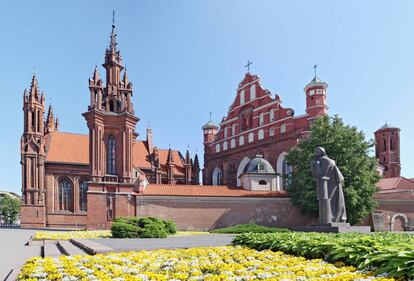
[132,141,151,169]
[158,149,185,176]
[377,177,414,191]
[46,132,89,164]
[45,132,186,177]
[142,184,288,197]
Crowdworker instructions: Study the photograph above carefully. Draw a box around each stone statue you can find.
[311,147,347,224]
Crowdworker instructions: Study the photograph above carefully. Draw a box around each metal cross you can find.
[112,10,115,26]
[209,111,212,121]
[245,60,253,72]
[313,64,318,77]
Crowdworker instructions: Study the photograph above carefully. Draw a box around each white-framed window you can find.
[258,129,264,140]
[240,90,245,105]
[239,135,244,146]
[269,127,275,137]
[250,84,256,100]
[223,141,228,151]
[248,132,254,143]
[280,123,287,133]
[215,143,220,153]
[224,127,228,138]
[269,109,274,122]
[259,112,264,126]
[232,124,236,136]
[230,138,236,148]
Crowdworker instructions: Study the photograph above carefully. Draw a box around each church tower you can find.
[82,18,139,229]
[304,66,328,120]
[375,123,401,178]
[20,74,47,227]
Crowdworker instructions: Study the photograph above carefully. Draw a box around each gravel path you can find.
[89,234,236,252]
[0,228,39,280]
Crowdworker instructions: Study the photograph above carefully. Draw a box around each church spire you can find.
[45,104,55,134]
[29,73,40,101]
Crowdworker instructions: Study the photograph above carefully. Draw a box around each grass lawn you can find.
[210,223,289,234]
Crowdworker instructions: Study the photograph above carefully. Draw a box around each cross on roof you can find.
[245,60,253,72]
[313,64,318,77]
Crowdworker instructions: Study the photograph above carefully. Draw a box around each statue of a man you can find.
[311,147,347,223]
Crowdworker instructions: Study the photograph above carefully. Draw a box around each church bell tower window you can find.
[107,135,116,175]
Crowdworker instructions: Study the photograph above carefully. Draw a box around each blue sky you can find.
[1,1,413,193]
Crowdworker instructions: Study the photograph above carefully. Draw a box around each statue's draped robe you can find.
[312,156,347,222]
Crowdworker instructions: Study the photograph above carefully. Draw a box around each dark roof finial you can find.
[313,64,317,78]
[112,10,115,28]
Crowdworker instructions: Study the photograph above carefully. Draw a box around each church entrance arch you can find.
[237,157,251,187]
[276,152,291,190]
[391,213,408,231]
[212,167,223,186]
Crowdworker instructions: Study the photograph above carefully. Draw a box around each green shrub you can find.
[139,222,168,238]
[111,216,175,238]
[232,232,414,278]
[163,220,177,234]
[111,222,140,238]
[210,223,289,234]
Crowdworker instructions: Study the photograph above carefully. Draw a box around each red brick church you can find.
[20,22,200,229]
[19,20,413,231]
[202,68,328,189]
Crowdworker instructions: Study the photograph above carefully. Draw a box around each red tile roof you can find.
[142,184,288,197]
[376,177,414,191]
[46,132,89,164]
[45,132,186,176]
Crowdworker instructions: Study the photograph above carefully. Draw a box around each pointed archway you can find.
[237,157,251,187]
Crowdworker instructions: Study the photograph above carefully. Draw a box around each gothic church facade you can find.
[20,23,199,229]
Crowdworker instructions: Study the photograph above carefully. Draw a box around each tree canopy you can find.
[286,115,380,225]
[0,194,20,224]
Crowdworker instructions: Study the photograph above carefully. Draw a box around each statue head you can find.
[314,147,326,158]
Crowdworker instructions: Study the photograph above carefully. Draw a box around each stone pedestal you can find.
[290,223,371,233]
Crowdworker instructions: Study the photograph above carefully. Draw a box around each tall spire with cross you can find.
[245,60,253,73]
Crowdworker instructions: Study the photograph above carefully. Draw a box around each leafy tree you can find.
[286,115,380,225]
[0,194,21,224]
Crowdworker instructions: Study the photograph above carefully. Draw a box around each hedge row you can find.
[111,217,177,238]
[232,232,414,278]
[210,223,289,234]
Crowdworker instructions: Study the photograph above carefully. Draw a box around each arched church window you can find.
[239,135,244,146]
[248,132,254,143]
[107,135,116,175]
[390,137,394,151]
[282,158,292,190]
[250,85,256,100]
[240,90,245,105]
[215,143,221,153]
[59,179,73,212]
[383,139,387,150]
[230,138,236,148]
[258,129,264,140]
[232,124,236,136]
[270,127,275,137]
[259,112,264,126]
[79,180,88,212]
[223,141,228,151]
[109,100,115,112]
[269,109,274,122]
[280,123,287,133]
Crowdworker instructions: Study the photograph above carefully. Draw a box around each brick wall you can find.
[136,196,315,231]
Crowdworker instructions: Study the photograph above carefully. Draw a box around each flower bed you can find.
[33,230,208,240]
[33,230,112,240]
[233,232,414,279]
[18,246,394,280]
